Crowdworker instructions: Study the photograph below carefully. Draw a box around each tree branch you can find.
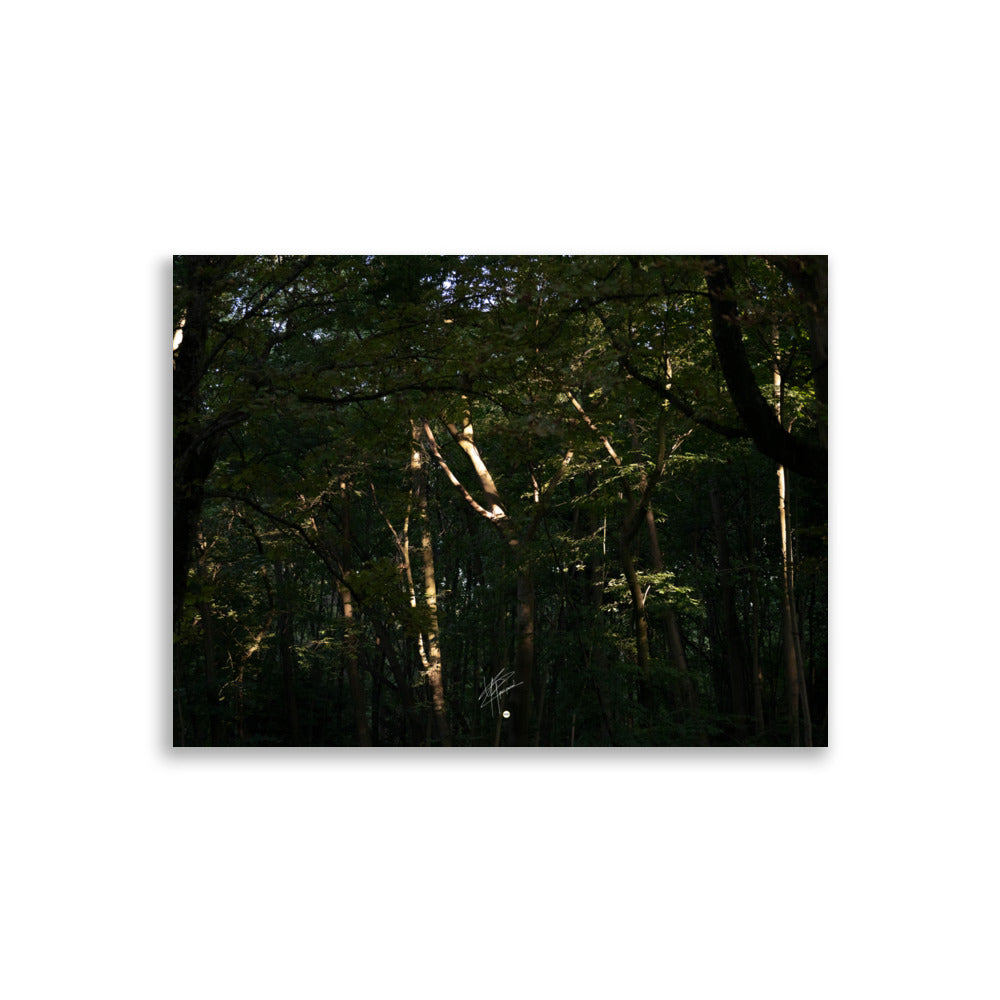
[442,416,506,517]
[762,255,828,405]
[523,448,574,547]
[616,351,748,441]
[420,419,507,525]
[703,256,828,482]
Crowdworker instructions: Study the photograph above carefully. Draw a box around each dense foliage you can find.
[173,255,828,746]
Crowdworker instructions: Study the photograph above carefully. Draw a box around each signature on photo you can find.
[478,669,522,716]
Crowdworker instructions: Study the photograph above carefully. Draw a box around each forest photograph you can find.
[173,254,828,747]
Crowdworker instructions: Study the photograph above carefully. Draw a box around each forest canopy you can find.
[173,255,828,747]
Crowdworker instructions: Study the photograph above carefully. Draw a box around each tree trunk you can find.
[777,464,812,746]
[619,533,653,709]
[338,480,372,747]
[337,577,370,746]
[773,337,813,747]
[709,484,750,740]
[510,565,536,746]
[644,505,704,741]
[411,430,451,745]
[197,600,224,745]
[744,473,767,739]
[748,559,766,740]
[173,257,211,632]
[173,255,242,633]
[578,474,614,743]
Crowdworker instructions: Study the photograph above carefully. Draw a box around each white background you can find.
[2,2,997,997]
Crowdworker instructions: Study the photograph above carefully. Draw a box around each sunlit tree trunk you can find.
[411,427,451,745]
[777,466,802,745]
[776,465,812,747]
[773,334,813,747]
